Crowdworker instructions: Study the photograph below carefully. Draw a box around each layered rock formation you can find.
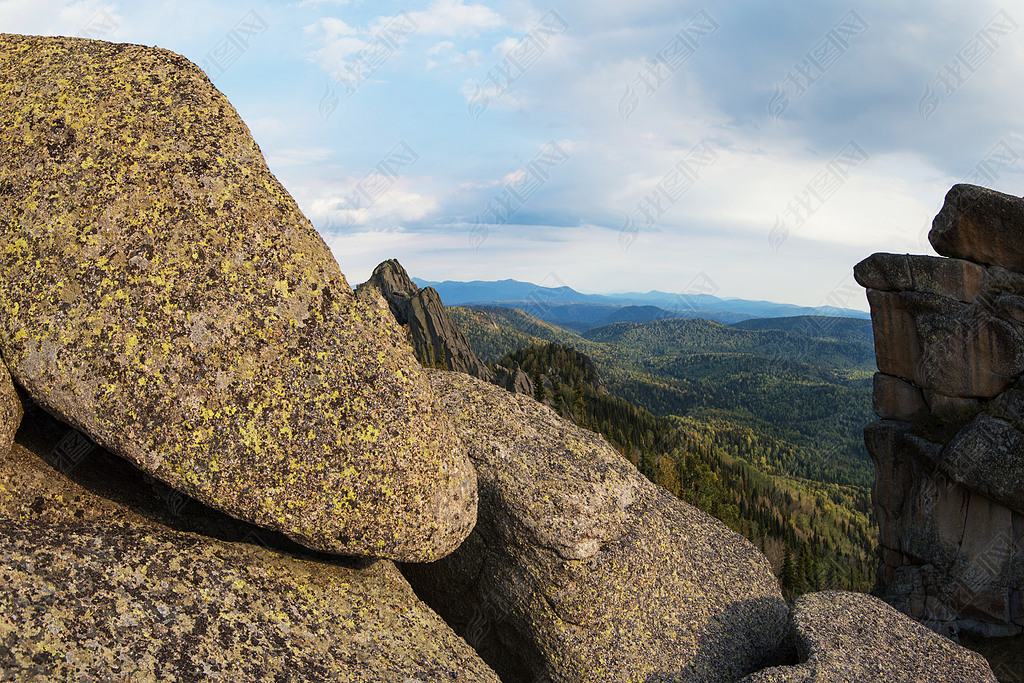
[360,259,493,380]
[0,410,500,682]
[0,35,475,561]
[857,183,1024,636]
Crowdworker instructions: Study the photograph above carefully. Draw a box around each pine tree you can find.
[781,544,796,597]
[532,368,546,403]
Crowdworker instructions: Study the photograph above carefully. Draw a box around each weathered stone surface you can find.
[940,414,1024,513]
[923,390,980,415]
[404,370,789,683]
[992,292,1024,324]
[862,187,1024,639]
[930,184,1024,271]
[866,282,1024,399]
[872,372,927,420]
[909,292,1024,399]
[854,252,985,303]
[0,520,502,682]
[361,259,493,380]
[866,289,920,381]
[0,411,500,682]
[869,422,964,569]
[0,35,476,560]
[0,361,21,457]
[865,420,937,543]
[866,419,1024,636]
[739,592,997,682]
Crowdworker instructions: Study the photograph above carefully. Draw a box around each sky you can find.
[3,1,1024,310]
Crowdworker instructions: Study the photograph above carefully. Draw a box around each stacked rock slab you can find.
[0,411,500,682]
[0,35,476,561]
[857,184,1024,636]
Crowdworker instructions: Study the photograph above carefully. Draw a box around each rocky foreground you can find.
[0,34,998,681]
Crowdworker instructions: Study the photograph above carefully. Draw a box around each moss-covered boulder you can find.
[0,34,475,561]
[403,370,789,682]
[0,411,499,682]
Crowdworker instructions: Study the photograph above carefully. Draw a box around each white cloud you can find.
[305,0,503,74]
[405,0,503,37]
[426,40,454,55]
[310,16,357,41]
[306,183,439,231]
[294,0,350,7]
[0,0,122,38]
[265,147,334,169]
[425,40,482,70]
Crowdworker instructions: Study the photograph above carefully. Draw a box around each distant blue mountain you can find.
[413,277,871,322]
[412,278,614,305]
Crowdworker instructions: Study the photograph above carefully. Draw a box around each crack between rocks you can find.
[947,488,972,575]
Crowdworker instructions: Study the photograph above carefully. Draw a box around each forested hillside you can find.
[730,314,874,344]
[454,306,879,597]
[447,305,584,361]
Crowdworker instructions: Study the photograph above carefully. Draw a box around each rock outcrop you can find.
[857,183,1024,637]
[403,370,791,682]
[492,360,534,396]
[0,410,500,682]
[360,260,493,380]
[740,591,997,682]
[0,35,475,561]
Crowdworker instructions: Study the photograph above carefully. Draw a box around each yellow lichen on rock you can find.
[0,413,500,681]
[0,34,475,561]
[0,361,22,458]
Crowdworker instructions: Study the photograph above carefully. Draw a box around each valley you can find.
[448,303,879,596]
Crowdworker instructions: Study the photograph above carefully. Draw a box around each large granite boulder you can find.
[403,370,790,682]
[0,410,500,682]
[360,259,493,380]
[739,591,997,682]
[930,184,1024,270]
[861,188,1024,637]
[0,35,476,561]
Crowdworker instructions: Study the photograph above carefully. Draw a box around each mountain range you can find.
[413,277,871,329]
